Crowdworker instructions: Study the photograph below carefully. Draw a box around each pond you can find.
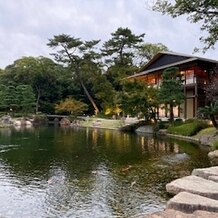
[0,126,211,218]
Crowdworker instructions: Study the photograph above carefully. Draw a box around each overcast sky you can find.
[0,0,217,69]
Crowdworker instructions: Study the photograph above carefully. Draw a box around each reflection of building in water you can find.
[91,129,98,146]
[138,136,179,153]
[104,131,133,153]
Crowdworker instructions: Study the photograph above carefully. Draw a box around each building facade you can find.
[128,51,218,119]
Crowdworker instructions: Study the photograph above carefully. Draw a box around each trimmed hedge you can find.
[167,120,209,136]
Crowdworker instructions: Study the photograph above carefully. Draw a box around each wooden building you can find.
[128,51,218,119]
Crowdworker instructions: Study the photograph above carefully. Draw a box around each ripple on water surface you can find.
[0,127,211,217]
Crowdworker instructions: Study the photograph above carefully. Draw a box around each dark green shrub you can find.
[167,119,209,136]
[154,120,170,131]
[173,118,184,126]
[32,115,48,126]
[213,141,218,149]
[184,118,198,123]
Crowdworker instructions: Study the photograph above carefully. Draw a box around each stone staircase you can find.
[145,166,218,218]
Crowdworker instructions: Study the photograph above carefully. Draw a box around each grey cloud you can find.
[0,0,217,68]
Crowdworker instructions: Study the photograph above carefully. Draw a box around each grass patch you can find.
[195,127,216,137]
[167,120,209,136]
[80,117,124,129]
[213,141,218,149]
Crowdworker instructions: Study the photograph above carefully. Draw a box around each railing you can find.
[183,77,207,85]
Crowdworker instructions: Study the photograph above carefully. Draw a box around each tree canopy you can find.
[1,56,64,114]
[55,97,88,116]
[136,42,169,67]
[48,34,102,114]
[101,27,145,89]
[0,27,169,117]
[0,84,35,115]
[119,79,158,120]
[158,67,184,122]
[153,0,218,52]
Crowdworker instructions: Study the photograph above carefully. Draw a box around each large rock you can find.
[208,150,218,159]
[136,125,153,134]
[0,115,13,125]
[209,176,218,183]
[60,117,71,126]
[166,175,218,200]
[13,118,32,127]
[167,191,218,213]
[192,166,218,180]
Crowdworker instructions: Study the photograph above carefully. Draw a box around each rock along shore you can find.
[144,166,218,218]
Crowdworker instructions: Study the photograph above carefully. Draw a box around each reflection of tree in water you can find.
[0,127,211,217]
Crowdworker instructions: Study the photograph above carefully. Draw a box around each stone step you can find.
[166,175,218,200]
[192,166,218,180]
[209,176,218,183]
[167,191,218,213]
[143,209,218,218]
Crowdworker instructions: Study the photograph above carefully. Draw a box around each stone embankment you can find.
[145,166,218,218]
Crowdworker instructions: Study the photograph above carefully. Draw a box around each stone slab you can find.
[209,176,218,182]
[142,209,218,218]
[192,166,218,179]
[166,175,218,200]
[167,191,218,213]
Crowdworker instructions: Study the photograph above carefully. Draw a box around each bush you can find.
[167,119,209,136]
[154,120,170,131]
[173,118,184,126]
[32,115,48,126]
[213,141,218,149]
[184,118,195,123]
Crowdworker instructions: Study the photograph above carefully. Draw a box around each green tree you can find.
[1,57,64,114]
[48,34,101,114]
[0,84,7,110]
[205,77,218,102]
[158,67,184,122]
[102,27,145,89]
[153,0,218,51]
[55,97,88,117]
[16,85,36,115]
[119,79,158,120]
[4,85,19,114]
[90,73,116,113]
[198,101,218,129]
[137,42,169,67]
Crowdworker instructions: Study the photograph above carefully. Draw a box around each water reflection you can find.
[0,126,211,217]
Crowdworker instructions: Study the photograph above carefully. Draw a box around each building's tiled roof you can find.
[128,51,218,79]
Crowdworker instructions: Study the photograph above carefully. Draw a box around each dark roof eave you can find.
[140,51,218,72]
[128,58,198,79]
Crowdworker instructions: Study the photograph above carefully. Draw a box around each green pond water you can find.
[0,126,211,218]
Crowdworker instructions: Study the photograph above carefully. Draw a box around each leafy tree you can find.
[55,97,88,116]
[48,34,101,114]
[153,0,218,51]
[1,57,63,114]
[102,27,145,65]
[119,79,158,120]
[0,84,35,115]
[205,76,218,102]
[136,42,169,67]
[158,67,184,122]
[198,101,218,129]
[102,27,145,89]
[0,84,7,110]
[16,85,36,115]
[90,73,116,113]
[4,85,19,114]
